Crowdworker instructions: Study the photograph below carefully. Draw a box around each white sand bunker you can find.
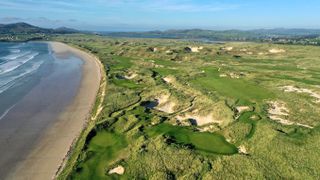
[269,48,286,54]
[281,85,320,103]
[219,72,245,79]
[147,47,158,52]
[238,145,249,155]
[108,165,125,175]
[268,101,313,128]
[185,46,203,53]
[221,46,233,51]
[162,76,175,84]
[235,106,251,113]
[124,72,137,79]
[155,94,176,114]
[176,109,221,126]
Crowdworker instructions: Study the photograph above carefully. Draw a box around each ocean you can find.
[0,42,83,178]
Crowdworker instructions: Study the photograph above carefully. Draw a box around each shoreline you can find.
[7,42,104,180]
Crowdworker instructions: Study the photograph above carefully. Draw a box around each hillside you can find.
[103,28,320,41]
[0,22,78,34]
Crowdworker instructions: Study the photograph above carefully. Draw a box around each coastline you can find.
[7,42,104,180]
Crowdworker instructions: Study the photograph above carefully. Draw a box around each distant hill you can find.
[0,22,79,34]
[102,28,320,41]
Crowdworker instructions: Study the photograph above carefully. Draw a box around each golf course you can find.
[54,34,320,179]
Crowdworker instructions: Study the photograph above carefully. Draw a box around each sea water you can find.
[0,42,82,119]
[0,42,83,178]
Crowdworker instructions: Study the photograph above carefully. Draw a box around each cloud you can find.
[95,0,239,12]
[144,1,239,12]
[0,0,80,13]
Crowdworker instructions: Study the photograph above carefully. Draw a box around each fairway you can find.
[147,123,238,155]
[70,131,127,180]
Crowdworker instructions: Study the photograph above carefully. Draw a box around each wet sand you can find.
[4,42,102,179]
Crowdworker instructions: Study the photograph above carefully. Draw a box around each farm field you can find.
[56,35,320,179]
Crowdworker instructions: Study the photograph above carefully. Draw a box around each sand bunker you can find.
[108,165,125,175]
[165,50,173,54]
[163,76,175,84]
[281,85,320,103]
[269,48,286,54]
[147,47,158,52]
[185,46,203,53]
[222,46,233,51]
[267,101,313,128]
[197,125,216,132]
[176,110,221,126]
[155,94,176,113]
[124,72,137,79]
[238,145,248,155]
[220,72,245,79]
[235,106,250,114]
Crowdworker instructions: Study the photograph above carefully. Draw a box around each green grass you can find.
[191,67,274,103]
[53,35,320,179]
[147,123,238,155]
[110,56,133,70]
[69,131,127,180]
[238,111,259,139]
[112,79,141,89]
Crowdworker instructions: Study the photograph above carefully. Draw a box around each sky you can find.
[0,0,320,31]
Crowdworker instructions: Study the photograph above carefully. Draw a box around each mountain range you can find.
[1,22,320,41]
[0,22,78,34]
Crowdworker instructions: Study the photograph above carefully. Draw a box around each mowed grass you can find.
[147,123,238,155]
[112,79,141,89]
[70,131,127,180]
[191,67,274,103]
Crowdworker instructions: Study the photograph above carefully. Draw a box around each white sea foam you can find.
[2,51,31,60]
[0,61,43,94]
[9,49,21,54]
[0,52,39,75]
[0,103,16,121]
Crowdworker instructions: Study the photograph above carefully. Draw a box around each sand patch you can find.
[238,145,247,154]
[185,46,203,53]
[281,85,320,103]
[176,110,221,126]
[267,101,313,128]
[166,50,173,54]
[238,145,249,155]
[124,72,137,80]
[235,106,250,113]
[155,94,176,113]
[269,48,286,54]
[222,46,233,51]
[220,72,245,79]
[147,47,158,52]
[163,76,175,84]
[108,165,125,175]
[197,125,218,132]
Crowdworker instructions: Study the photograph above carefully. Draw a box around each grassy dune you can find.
[55,35,320,179]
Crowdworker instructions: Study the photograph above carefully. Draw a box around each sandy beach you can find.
[6,42,102,180]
